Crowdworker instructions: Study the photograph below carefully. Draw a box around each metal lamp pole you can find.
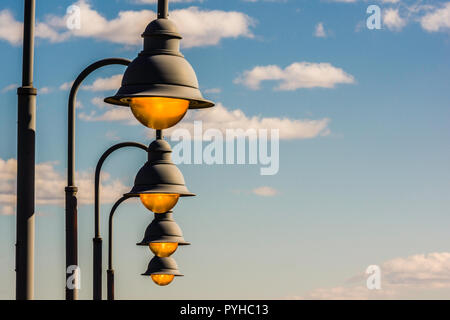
[64,0,213,300]
[16,0,36,300]
[93,142,147,300]
[65,58,130,300]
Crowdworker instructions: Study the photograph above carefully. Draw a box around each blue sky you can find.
[0,0,450,299]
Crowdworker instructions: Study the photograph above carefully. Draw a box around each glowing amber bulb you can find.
[149,243,179,258]
[140,194,180,214]
[129,97,189,130]
[151,274,175,286]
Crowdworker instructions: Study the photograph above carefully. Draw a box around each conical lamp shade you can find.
[126,139,195,197]
[105,18,214,110]
[142,256,183,276]
[137,212,190,246]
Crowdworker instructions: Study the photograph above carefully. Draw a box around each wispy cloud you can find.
[0,10,23,45]
[0,158,129,215]
[314,22,327,38]
[204,88,222,94]
[0,0,254,48]
[420,2,450,32]
[383,8,407,31]
[82,74,123,92]
[79,107,134,124]
[59,81,73,91]
[79,101,331,141]
[1,83,18,93]
[252,186,278,197]
[235,62,355,91]
[133,0,203,4]
[296,252,450,300]
[167,103,331,140]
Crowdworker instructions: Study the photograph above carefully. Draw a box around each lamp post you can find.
[16,0,36,300]
[64,0,214,300]
[106,203,187,299]
[93,142,147,300]
[102,136,193,300]
[65,58,131,301]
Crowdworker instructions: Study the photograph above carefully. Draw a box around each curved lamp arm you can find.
[95,142,148,237]
[67,58,131,186]
[64,58,130,301]
[93,142,147,300]
[107,195,133,301]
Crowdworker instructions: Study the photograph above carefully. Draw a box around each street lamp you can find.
[105,136,192,300]
[16,0,37,300]
[142,256,183,287]
[138,212,190,258]
[104,2,214,113]
[63,0,214,300]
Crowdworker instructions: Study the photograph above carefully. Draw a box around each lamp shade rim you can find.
[137,240,190,246]
[125,185,195,197]
[105,91,215,110]
[142,272,184,277]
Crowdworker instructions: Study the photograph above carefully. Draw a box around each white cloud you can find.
[235,62,355,91]
[3,84,51,95]
[91,97,109,108]
[40,87,52,94]
[0,9,69,45]
[295,285,395,300]
[0,158,129,215]
[1,83,18,93]
[333,0,450,34]
[330,0,400,2]
[133,0,203,3]
[79,101,331,140]
[243,0,288,2]
[314,22,327,38]
[170,7,254,48]
[252,186,278,197]
[299,252,450,300]
[168,103,331,140]
[382,252,450,288]
[0,10,23,45]
[82,74,123,92]
[420,2,450,32]
[1,205,14,216]
[105,130,121,141]
[0,0,254,48]
[383,8,407,31]
[59,81,74,91]
[204,88,222,94]
[79,107,134,124]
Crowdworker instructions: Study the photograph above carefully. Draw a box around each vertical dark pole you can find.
[107,202,114,301]
[65,59,130,301]
[65,54,79,301]
[93,141,146,300]
[158,0,169,19]
[65,72,78,299]
[93,237,102,300]
[65,96,78,299]
[65,186,78,300]
[107,270,114,301]
[16,0,36,301]
[106,196,131,300]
